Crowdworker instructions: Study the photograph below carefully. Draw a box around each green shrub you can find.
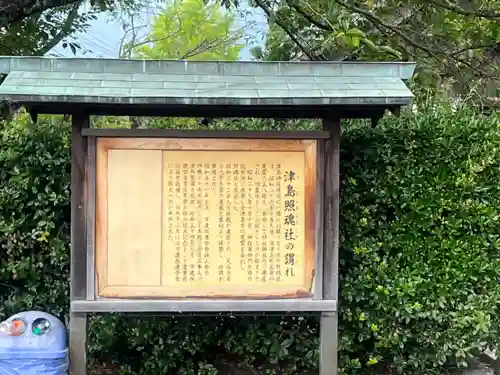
[339,105,500,374]
[0,105,499,375]
[0,114,70,319]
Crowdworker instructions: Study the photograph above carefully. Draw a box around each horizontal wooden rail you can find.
[71,299,337,313]
[81,128,331,139]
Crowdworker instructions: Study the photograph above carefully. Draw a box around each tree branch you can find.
[36,0,81,55]
[333,0,441,60]
[338,0,492,78]
[179,30,243,59]
[129,29,184,50]
[0,0,81,28]
[286,0,332,31]
[253,0,318,60]
[422,0,500,19]
[450,43,499,57]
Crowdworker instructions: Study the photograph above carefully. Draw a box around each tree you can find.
[0,0,149,56]
[112,0,243,128]
[247,0,500,99]
[0,0,121,28]
[0,1,89,56]
[123,0,244,61]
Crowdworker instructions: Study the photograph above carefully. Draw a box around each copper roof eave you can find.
[0,56,416,119]
[20,100,402,119]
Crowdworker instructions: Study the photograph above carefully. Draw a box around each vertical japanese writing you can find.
[246,166,254,281]
[261,163,268,282]
[254,164,261,281]
[283,169,297,278]
[225,164,233,283]
[166,164,177,282]
[239,164,246,272]
[268,164,276,281]
[195,164,203,281]
[162,152,305,290]
[182,163,190,282]
[204,164,211,278]
[183,164,193,282]
[218,163,225,282]
[275,164,282,281]
[173,163,183,282]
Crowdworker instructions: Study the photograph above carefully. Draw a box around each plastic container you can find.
[0,311,68,375]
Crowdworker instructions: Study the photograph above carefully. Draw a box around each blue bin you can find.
[0,311,68,375]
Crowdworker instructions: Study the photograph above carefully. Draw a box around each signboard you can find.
[95,138,317,298]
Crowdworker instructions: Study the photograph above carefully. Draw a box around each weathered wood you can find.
[86,136,96,301]
[27,103,389,120]
[69,312,87,375]
[97,137,316,152]
[70,112,89,300]
[320,118,341,375]
[82,128,331,139]
[70,112,89,375]
[322,119,340,300]
[70,299,337,313]
[313,140,325,299]
[320,312,338,373]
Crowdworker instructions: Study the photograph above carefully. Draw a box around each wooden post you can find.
[69,112,89,375]
[320,118,341,375]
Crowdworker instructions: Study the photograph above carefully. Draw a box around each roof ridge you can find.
[0,56,416,79]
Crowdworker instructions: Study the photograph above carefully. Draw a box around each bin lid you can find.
[0,311,67,352]
[0,348,68,360]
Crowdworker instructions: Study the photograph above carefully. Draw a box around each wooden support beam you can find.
[320,118,341,375]
[69,112,89,375]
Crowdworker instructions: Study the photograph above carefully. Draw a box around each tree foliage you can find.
[125,0,244,60]
[0,1,90,56]
[0,0,151,56]
[248,0,500,99]
[0,0,140,27]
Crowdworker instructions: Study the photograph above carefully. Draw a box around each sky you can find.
[51,1,267,60]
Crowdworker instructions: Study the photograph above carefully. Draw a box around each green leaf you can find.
[346,28,366,38]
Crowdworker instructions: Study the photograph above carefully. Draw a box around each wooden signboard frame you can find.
[70,125,340,375]
[94,137,317,299]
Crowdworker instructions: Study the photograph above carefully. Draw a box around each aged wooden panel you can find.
[96,148,163,293]
[95,138,317,298]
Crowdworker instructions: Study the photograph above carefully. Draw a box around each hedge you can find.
[0,105,499,375]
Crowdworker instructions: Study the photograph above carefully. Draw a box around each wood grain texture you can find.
[69,113,89,375]
[70,113,88,301]
[322,120,340,300]
[86,136,96,300]
[95,137,318,299]
[304,142,317,294]
[82,128,331,139]
[313,140,325,299]
[106,149,163,286]
[95,140,107,297]
[96,147,163,293]
[71,299,337,313]
[98,138,315,152]
[320,118,341,375]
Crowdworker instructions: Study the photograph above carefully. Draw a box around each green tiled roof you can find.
[0,57,416,107]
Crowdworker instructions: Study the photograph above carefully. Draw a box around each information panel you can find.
[95,138,317,298]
